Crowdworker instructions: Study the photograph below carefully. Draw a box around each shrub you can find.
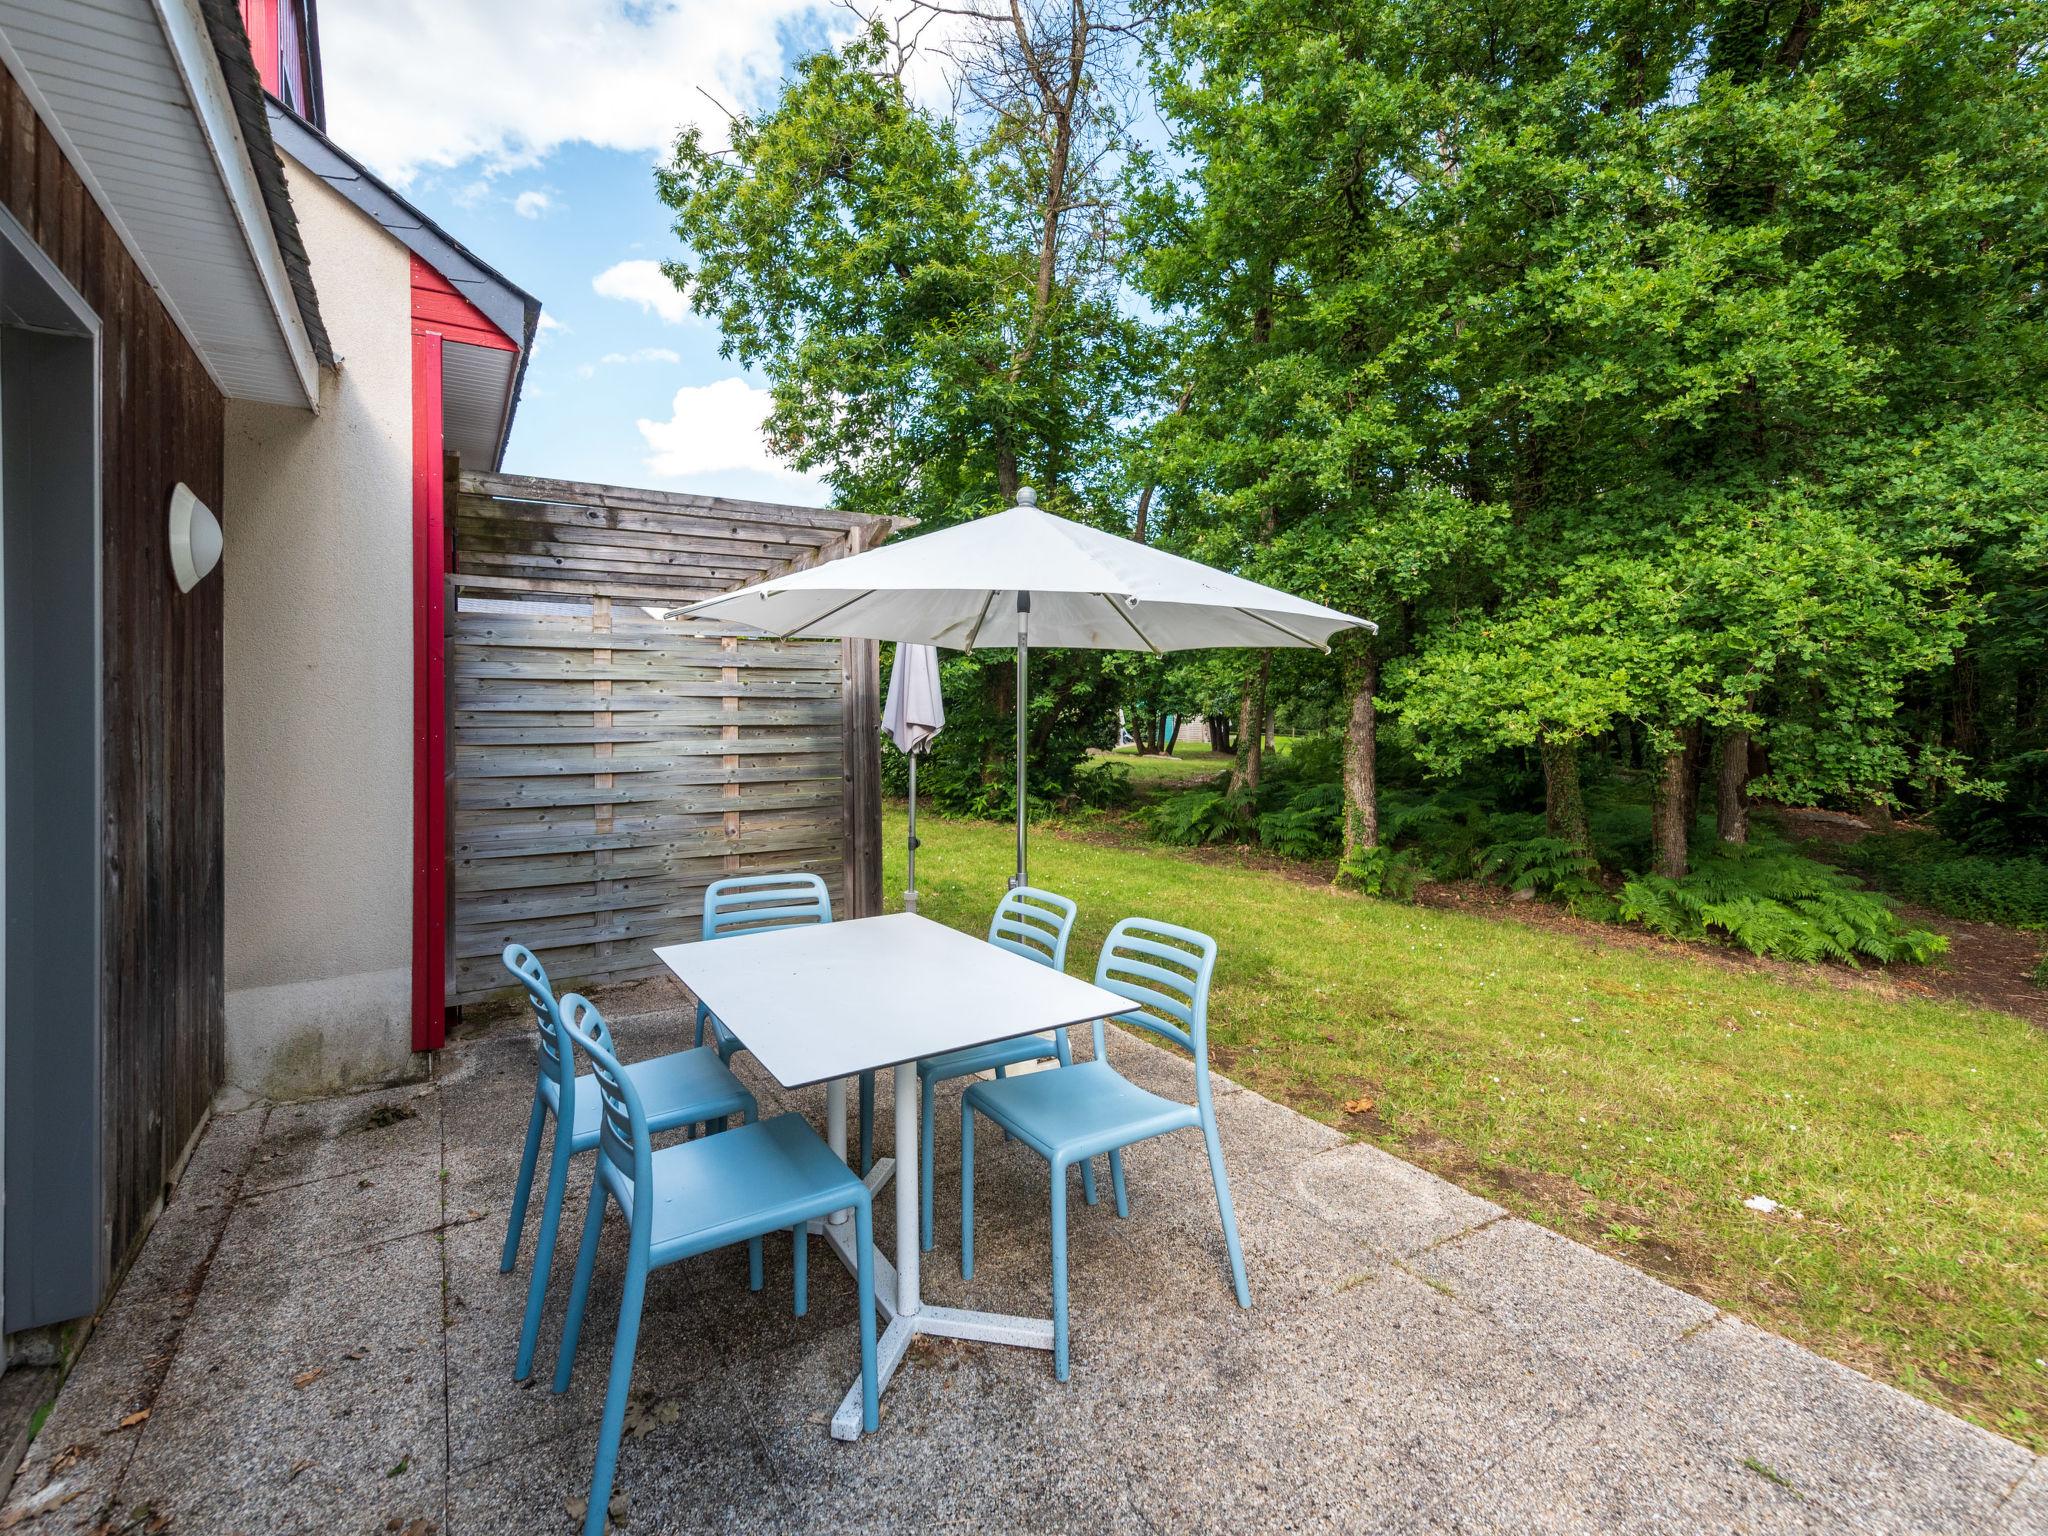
[1333,843,1424,899]
[1617,846,1945,965]
[1841,831,2048,928]
[1254,781,1345,858]
[1479,835,1617,919]
[1142,787,1248,846]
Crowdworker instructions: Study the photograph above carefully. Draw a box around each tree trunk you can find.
[1651,748,1690,879]
[1228,653,1270,796]
[1539,736,1591,856]
[1678,723,1706,839]
[1716,729,1751,844]
[1337,653,1380,886]
[1162,715,1180,755]
[1263,709,1276,753]
[1207,714,1233,756]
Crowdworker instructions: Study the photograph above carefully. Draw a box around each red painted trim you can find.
[411,256,517,352]
[240,0,280,96]
[410,331,449,1052]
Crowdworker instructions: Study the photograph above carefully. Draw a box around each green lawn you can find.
[885,805,2048,1449]
[1098,741,1235,787]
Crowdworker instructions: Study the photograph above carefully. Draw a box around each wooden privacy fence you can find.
[447,472,893,1004]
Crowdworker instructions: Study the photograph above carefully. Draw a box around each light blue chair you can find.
[498,944,757,1383]
[960,918,1250,1380]
[915,886,1099,1251]
[694,872,877,1174]
[554,995,878,1536]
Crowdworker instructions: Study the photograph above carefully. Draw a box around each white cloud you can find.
[536,312,568,334]
[601,348,682,366]
[593,260,691,325]
[637,378,821,494]
[319,0,848,184]
[513,189,553,219]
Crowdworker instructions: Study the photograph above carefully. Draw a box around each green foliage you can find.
[1841,832,2048,929]
[1479,836,1617,920]
[1617,848,1945,965]
[1142,787,1247,847]
[1332,843,1424,899]
[1254,781,1344,859]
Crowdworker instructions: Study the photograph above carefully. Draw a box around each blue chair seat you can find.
[547,1049,751,1152]
[638,1113,868,1264]
[965,1059,1198,1165]
[918,1032,1058,1083]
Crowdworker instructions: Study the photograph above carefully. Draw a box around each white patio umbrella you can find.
[680,488,1374,887]
[881,643,945,912]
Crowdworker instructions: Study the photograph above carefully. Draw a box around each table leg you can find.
[825,1079,849,1226]
[893,1062,919,1318]
[820,1063,1054,1442]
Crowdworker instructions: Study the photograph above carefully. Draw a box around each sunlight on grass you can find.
[885,806,2048,1449]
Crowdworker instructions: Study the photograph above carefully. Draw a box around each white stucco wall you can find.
[223,155,418,1099]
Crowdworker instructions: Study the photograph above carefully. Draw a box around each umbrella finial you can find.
[1015,486,1037,507]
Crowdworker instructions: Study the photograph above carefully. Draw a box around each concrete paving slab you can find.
[244,1082,440,1195]
[1628,1316,2035,1536]
[1291,1138,1506,1256]
[1987,1458,2048,1536]
[1409,1216,1720,1380]
[114,1230,449,1535]
[1429,1389,1849,1535]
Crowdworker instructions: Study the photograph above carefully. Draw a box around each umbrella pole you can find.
[905,751,919,914]
[1012,593,1030,890]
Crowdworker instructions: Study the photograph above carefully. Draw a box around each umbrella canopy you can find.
[881,643,946,754]
[677,489,1369,653]
[679,489,1374,889]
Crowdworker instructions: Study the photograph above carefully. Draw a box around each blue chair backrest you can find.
[1089,918,1220,1105]
[557,994,650,1236]
[701,872,832,941]
[505,942,580,1100]
[987,886,1076,971]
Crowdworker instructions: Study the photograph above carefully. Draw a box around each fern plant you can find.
[1141,787,1249,846]
[1617,846,1944,965]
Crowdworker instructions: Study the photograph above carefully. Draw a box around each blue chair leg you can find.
[1200,1116,1250,1308]
[1109,1147,1129,1219]
[1050,1160,1070,1382]
[858,1071,875,1176]
[694,1002,707,1049]
[793,1223,808,1317]
[853,1200,879,1432]
[960,1103,976,1280]
[554,1174,607,1392]
[501,1091,546,1273]
[1054,1034,1099,1208]
[583,1261,646,1536]
[748,1236,764,1292]
[515,1130,573,1381]
[919,1073,937,1252]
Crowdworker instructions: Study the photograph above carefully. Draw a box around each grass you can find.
[885,804,2048,1449]
[1098,741,1235,787]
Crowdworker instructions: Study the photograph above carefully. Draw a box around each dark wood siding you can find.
[0,67,228,1279]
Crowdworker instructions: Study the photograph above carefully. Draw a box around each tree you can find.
[659,20,1160,810]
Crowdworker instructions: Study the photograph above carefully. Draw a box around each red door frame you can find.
[410,330,449,1051]
[410,257,518,1052]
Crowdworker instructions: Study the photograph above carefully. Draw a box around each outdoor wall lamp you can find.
[168,483,223,593]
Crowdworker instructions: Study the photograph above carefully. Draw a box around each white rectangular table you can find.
[654,911,1138,1438]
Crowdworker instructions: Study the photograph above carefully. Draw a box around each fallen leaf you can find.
[288,1460,314,1482]
[292,1368,325,1390]
[1341,1095,1376,1115]
[385,1456,409,1479]
[116,1410,150,1431]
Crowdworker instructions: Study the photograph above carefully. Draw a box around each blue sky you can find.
[318,0,855,503]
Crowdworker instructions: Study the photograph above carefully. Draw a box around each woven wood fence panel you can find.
[449,600,856,1002]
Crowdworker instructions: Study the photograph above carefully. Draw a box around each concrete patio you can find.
[4,995,2040,1536]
